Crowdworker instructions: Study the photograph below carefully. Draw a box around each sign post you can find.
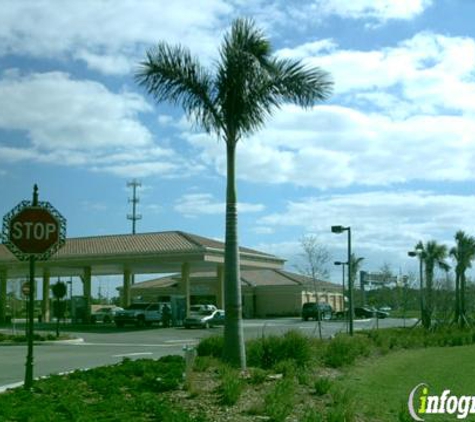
[2,184,66,390]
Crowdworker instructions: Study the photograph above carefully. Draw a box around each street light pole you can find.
[332,225,353,336]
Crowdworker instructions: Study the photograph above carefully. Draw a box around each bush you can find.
[324,335,371,368]
[314,377,333,396]
[196,335,224,358]
[301,408,324,422]
[217,366,243,406]
[247,330,313,369]
[264,378,297,422]
[327,388,356,422]
[248,367,268,385]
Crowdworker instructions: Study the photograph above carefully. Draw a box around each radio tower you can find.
[127,179,142,234]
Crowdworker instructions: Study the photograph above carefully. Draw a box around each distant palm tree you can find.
[450,230,475,327]
[349,254,365,305]
[416,240,449,328]
[136,18,333,368]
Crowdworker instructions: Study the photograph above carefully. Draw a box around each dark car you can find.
[354,307,389,319]
[354,306,374,318]
[302,302,333,321]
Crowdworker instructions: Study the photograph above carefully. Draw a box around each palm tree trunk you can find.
[424,265,433,329]
[460,272,466,327]
[454,270,460,324]
[223,140,246,370]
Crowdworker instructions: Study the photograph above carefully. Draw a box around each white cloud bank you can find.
[312,0,433,21]
[184,31,475,189]
[0,70,186,177]
[254,190,475,271]
[0,0,232,74]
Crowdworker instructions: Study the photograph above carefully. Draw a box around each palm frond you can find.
[214,18,334,142]
[268,58,334,107]
[135,43,221,133]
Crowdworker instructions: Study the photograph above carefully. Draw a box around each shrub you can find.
[247,330,313,369]
[217,366,243,406]
[193,356,220,372]
[324,335,371,368]
[327,388,356,422]
[196,335,224,358]
[264,378,297,422]
[301,408,324,422]
[314,377,333,396]
[248,367,268,385]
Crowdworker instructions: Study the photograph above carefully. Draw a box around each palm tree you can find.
[450,230,475,327]
[416,240,449,329]
[349,254,365,306]
[136,18,333,368]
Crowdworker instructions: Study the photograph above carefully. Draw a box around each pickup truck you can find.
[114,303,162,327]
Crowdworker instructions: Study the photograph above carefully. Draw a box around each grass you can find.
[341,344,475,421]
[0,356,200,422]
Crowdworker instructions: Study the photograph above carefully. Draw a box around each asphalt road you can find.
[0,317,414,391]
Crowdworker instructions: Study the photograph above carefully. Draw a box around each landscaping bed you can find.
[1,326,475,421]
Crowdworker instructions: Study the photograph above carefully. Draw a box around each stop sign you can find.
[9,207,60,255]
[2,195,66,261]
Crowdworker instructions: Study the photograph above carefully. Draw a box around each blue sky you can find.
[2,0,475,291]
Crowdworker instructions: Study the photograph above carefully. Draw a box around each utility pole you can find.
[127,179,141,286]
[127,179,142,234]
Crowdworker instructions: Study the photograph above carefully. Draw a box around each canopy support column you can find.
[42,269,50,322]
[83,267,92,323]
[123,269,132,308]
[182,262,190,316]
[0,269,7,323]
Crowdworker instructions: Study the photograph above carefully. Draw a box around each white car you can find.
[91,306,123,323]
[184,309,224,329]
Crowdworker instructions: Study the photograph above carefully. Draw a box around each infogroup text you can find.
[408,383,475,420]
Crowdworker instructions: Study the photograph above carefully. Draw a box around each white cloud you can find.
[0,71,152,150]
[180,32,475,189]
[256,190,475,274]
[186,104,475,189]
[0,70,196,177]
[312,0,433,21]
[280,32,475,113]
[0,0,232,74]
[174,193,264,217]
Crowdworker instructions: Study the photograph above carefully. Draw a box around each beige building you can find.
[123,268,343,318]
[0,230,342,322]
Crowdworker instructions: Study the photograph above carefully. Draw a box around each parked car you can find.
[354,306,389,319]
[374,308,390,319]
[184,309,225,329]
[354,306,375,318]
[301,302,333,321]
[189,304,217,313]
[91,306,123,323]
[114,303,162,327]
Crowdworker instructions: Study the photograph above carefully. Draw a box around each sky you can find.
[1,0,475,294]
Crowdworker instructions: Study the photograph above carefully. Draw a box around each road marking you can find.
[113,352,153,358]
[74,341,199,347]
[164,339,196,344]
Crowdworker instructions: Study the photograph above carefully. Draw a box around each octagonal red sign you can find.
[9,207,60,254]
